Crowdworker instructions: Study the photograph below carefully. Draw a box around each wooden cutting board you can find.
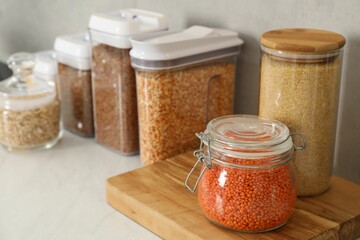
[106,151,360,240]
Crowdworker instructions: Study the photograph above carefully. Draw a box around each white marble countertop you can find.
[0,132,161,240]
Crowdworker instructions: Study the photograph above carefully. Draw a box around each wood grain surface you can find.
[260,28,346,53]
[106,151,360,240]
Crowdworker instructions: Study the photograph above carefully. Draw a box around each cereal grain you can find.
[259,54,342,196]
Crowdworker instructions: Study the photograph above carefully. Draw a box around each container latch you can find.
[185,132,212,193]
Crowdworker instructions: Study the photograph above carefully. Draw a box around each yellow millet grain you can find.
[259,53,342,196]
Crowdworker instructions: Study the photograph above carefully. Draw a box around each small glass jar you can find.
[186,115,305,233]
[259,28,345,196]
[0,52,61,151]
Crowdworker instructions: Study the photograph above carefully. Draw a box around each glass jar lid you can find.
[203,115,294,158]
[185,115,305,193]
[0,52,56,110]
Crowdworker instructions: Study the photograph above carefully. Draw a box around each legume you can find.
[58,63,94,137]
[198,155,296,232]
[136,61,235,165]
[92,44,139,154]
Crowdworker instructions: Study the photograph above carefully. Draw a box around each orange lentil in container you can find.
[186,115,303,232]
[135,61,235,165]
[130,26,243,165]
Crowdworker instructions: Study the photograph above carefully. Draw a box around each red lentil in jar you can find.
[185,115,305,232]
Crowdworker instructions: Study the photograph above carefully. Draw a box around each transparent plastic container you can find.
[34,50,58,83]
[88,9,168,154]
[130,26,243,165]
[185,115,305,232]
[0,52,61,151]
[259,28,346,196]
[33,50,59,98]
[54,33,94,137]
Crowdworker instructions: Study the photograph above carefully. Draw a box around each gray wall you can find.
[0,0,359,184]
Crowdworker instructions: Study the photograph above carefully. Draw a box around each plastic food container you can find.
[88,9,168,154]
[34,50,58,83]
[0,52,61,151]
[259,28,345,196]
[33,51,59,98]
[54,33,94,137]
[186,115,305,232]
[130,26,243,165]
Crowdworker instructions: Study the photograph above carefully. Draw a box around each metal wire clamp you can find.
[185,132,212,193]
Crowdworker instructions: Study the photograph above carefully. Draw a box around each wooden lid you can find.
[260,28,345,53]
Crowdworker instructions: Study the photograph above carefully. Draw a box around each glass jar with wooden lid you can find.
[259,28,346,196]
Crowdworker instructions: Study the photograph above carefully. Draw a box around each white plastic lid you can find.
[88,8,168,49]
[129,25,244,69]
[54,33,91,70]
[33,50,58,77]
